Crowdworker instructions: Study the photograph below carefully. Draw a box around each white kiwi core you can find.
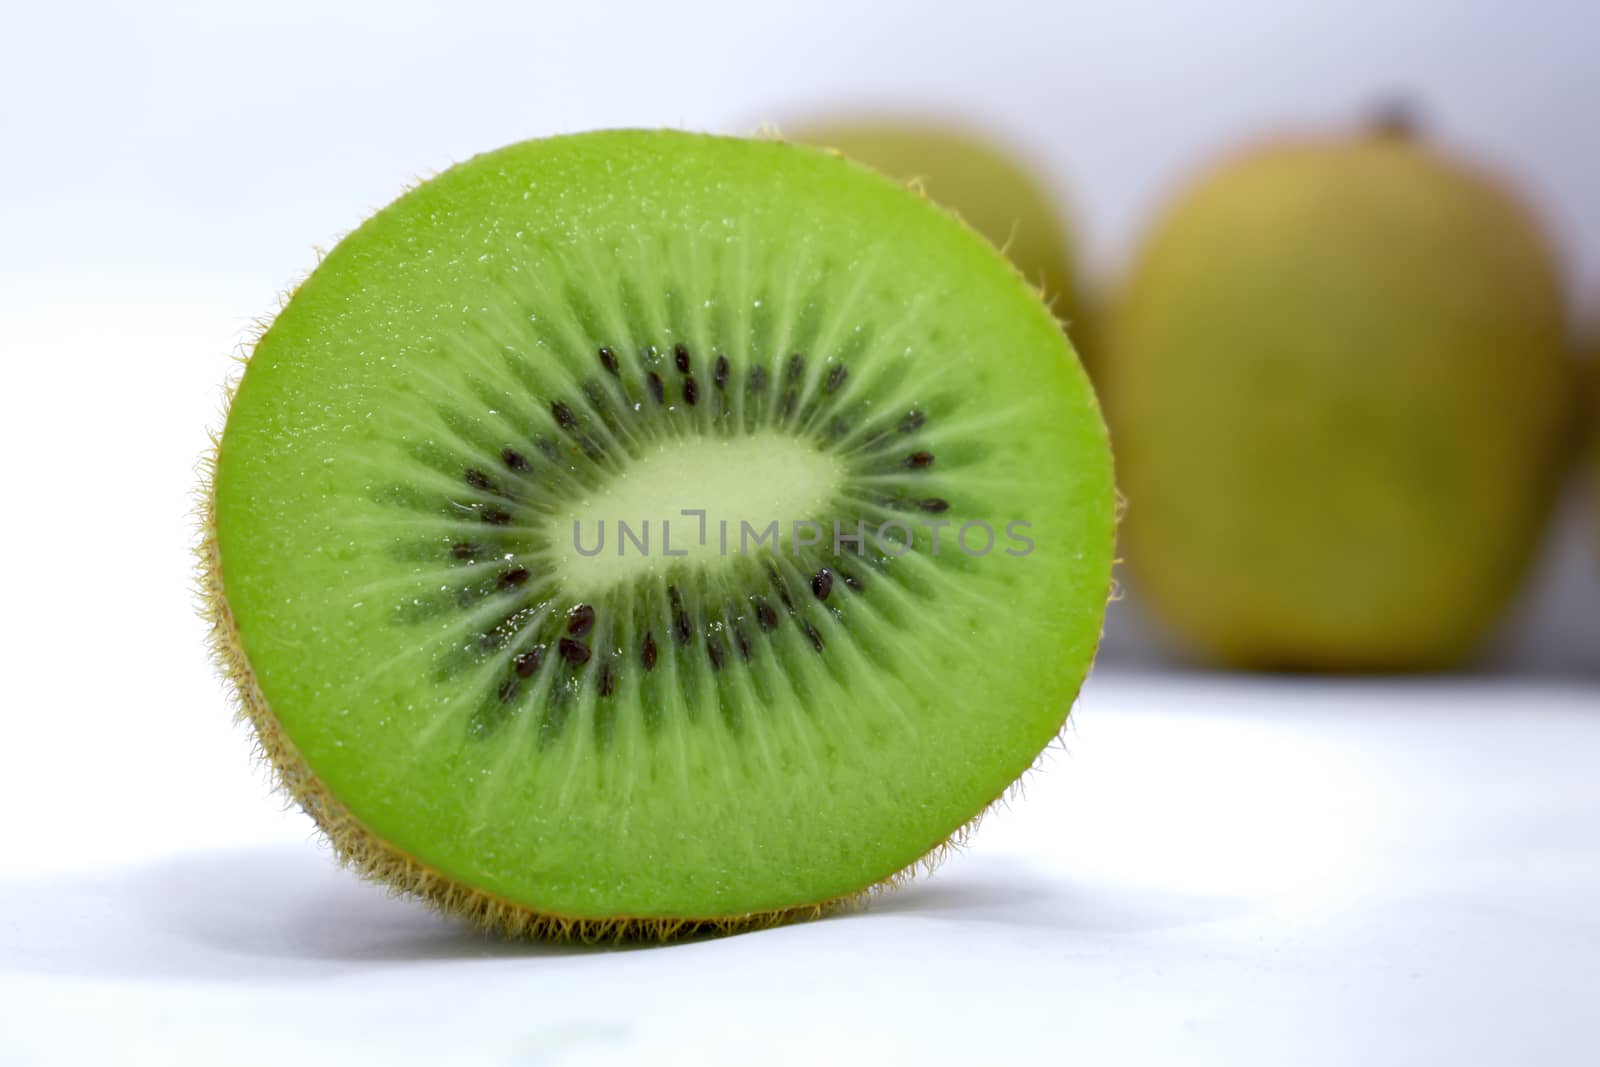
[549,433,845,592]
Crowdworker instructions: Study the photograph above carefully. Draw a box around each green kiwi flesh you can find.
[205,129,1115,938]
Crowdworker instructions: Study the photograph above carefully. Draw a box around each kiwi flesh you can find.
[1107,128,1571,671]
[202,130,1115,939]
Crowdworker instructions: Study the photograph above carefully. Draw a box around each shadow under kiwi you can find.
[1,843,1255,981]
[0,843,661,981]
[859,853,1248,934]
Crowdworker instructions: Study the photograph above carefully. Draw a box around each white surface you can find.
[3,674,1597,1066]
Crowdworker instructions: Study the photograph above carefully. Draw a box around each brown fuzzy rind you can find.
[194,147,1109,943]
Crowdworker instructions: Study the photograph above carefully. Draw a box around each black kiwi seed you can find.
[598,662,616,697]
[770,568,796,611]
[905,451,935,469]
[803,621,825,652]
[567,603,596,636]
[501,448,531,472]
[499,567,531,590]
[598,346,620,375]
[899,410,926,434]
[713,355,729,389]
[785,353,805,382]
[551,401,577,429]
[480,507,513,525]
[514,647,543,678]
[647,371,665,405]
[670,585,692,644]
[860,429,894,453]
[465,468,493,491]
[747,365,768,395]
[451,542,479,560]
[825,364,847,393]
[706,634,725,671]
[733,624,752,660]
[558,637,591,665]
[918,498,951,514]
[583,381,616,423]
[840,569,864,592]
[641,631,658,671]
[812,568,833,601]
[674,343,691,372]
[683,376,699,406]
[754,597,779,631]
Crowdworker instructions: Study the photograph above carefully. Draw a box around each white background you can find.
[1,2,1597,1064]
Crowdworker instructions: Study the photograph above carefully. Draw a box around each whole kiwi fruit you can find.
[789,119,1084,342]
[202,130,1116,939]
[1107,125,1571,671]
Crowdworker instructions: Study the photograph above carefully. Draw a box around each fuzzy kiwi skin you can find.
[1107,131,1573,672]
[200,131,1115,941]
[789,120,1087,357]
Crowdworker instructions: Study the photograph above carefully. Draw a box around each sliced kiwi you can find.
[202,130,1114,939]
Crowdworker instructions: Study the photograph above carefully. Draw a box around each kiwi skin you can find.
[1108,130,1573,672]
[198,134,1112,942]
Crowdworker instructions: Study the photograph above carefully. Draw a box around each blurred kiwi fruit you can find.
[202,130,1115,939]
[788,119,1088,361]
[1107,121,1572,671]
[1588,336,1600,557]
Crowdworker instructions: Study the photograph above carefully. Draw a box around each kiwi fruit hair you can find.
[200,130,1115,940]
[1106,124,1573,672]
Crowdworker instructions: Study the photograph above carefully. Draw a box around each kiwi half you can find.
[202,130,1114,939]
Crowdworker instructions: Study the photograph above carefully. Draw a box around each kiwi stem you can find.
[1367,97,1423,140]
